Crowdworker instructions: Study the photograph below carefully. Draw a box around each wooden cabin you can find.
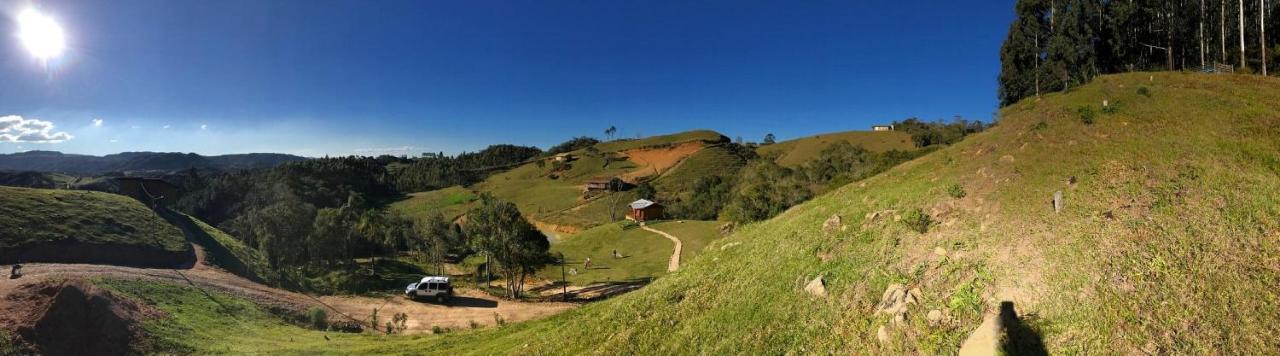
[584,177,623,192]
[626,199,663,222]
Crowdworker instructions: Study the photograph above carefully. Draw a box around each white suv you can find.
[405,276,453,303]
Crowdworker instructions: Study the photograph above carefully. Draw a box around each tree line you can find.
[1000,0,1276,106]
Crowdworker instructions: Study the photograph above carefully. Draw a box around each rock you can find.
[822,214,843,235]
[927,309,943,324]
[804,276,827,297]
[876,325,889,344]
[934,247,947,257]
[876,284,909,315]
[1000,155,1015,163]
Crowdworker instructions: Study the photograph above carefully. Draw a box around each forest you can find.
[1000,0,1277,106]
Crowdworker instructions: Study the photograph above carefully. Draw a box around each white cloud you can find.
[92,118,104,127]
[131,125,140,129]
[162,124,171,129]
[200,124,207,130]
[109,138,119,143]
[0,115,73,143]
[354,146,419,156]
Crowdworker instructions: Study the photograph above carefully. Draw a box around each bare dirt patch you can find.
[317,289,575,333]
[0,279,161,355]
[619,141,705,181]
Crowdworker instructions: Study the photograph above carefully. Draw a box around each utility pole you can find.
[559,253,568,301]
[1264,0,1269,75]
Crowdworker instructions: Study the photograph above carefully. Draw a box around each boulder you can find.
[876,325,889,344]
[822,214,843,236]
[927,309,944,324]
[804,276,827,298]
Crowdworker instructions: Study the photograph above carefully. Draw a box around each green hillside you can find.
[472,130,728,230]
[539,220,724,286]
[652,145,751,195]
[594,130,726,153]
[0,186,190,265]
[389,186,479,222]
[64,73,1280,354]
[759,130,916,167]
[412,72,1278,353]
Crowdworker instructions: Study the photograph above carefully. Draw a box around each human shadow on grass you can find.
[1000,301,1048,356]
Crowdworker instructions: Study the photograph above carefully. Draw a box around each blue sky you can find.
[0,0,1013,157]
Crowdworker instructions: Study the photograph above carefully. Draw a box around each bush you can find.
[1031,121,1049,131]
[306,307,328,330]
[1137,86,1151,97]
[946,184,966,199]
[493,312,507,327]
[432,325,447,334]
[901,208,933,234]
[1077,106,1096,125]
[469,320,481,329]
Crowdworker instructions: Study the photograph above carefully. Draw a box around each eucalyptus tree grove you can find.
[1000,0,1276,106]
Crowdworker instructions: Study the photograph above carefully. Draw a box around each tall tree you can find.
[463,195,549,298]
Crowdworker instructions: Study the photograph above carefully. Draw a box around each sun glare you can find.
[16,8,67,61]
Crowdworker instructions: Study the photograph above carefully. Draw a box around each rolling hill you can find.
[0,151,307,174]
[22,73,1279,354]
[0,186,191,267]
[758,130,917,167]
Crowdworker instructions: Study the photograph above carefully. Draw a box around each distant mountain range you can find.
[0,151,308,174]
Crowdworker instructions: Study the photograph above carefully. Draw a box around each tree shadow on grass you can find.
[1000,301,1048,356]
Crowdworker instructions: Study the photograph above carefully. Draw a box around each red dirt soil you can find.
[0,280,162,355]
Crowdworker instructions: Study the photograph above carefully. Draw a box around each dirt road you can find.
[0,211,577,335]
[641,225,682,271]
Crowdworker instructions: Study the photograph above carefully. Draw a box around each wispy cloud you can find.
[353,145,419,156]
[162,124,171,129]
[92,118,104,127]
[0,115,74,143]
[200,124,207,130]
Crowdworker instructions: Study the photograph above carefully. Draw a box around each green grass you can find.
[473,153,638,230]
[0,186,187,252]
[115,73,1280,354]
[758,130,916,167]
[652,145,750,195]
[94,278,447,354]
[594,130,727,153]
[538,220,723,286]
[389,186,478,221]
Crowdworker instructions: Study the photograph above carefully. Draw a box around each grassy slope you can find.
[594,130,726,153]
[540,220,724,286]
[416,73,1280,353]
[0,186,187,252]
[389,186,478,221]
[473,130,726,230]
[759,130,916,167]
[127,73,1279,354]
[652,145,749,195]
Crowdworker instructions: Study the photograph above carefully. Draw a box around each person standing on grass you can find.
[584,257,592,269]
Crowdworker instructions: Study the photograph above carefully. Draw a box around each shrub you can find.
[432,325,446,334]
[946,184,966,199]
[306,307,328,330]
[369,308,380,330]
[1137,86,1151,97]
[1077,106,1096,125]
[901,208,933,234]
[1031,121,1049,131]
[493,312,507,327]
[469,320,481,329]
[1101,101,1118,114]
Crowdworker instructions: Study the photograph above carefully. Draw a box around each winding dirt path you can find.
[641,225,682,271]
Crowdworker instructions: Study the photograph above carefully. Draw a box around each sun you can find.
[16,8,67,61]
